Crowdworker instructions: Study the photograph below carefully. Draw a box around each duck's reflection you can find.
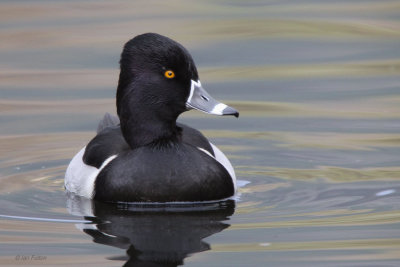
[66,194,235,266]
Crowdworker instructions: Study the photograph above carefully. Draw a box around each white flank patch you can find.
[209,143,237,192]
[211,103,228,115]
[65,147,117,199]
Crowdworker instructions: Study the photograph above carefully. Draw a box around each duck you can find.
[65,33,239,203]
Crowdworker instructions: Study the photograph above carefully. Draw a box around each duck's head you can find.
[116,33,239,122]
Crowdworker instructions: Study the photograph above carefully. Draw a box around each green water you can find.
[0,1,399,266]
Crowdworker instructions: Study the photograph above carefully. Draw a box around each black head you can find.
[115,33,238,148]
[117,33,198,120]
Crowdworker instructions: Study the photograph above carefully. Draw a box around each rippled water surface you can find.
[1,1,400,266]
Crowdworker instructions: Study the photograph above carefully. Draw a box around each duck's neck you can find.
[120,111,180,149]
[117,82,181,149]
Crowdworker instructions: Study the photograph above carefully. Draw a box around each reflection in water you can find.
[67,194,235,267]
[1,0,400,265]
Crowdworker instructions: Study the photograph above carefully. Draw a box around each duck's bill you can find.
[186,80,239,118]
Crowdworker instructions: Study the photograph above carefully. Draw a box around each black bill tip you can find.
[222,106,239,118]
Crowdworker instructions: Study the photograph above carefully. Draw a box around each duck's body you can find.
[66,119,236,202]
[65,33,238,203]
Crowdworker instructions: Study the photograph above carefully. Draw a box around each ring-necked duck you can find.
[65,33,239,203]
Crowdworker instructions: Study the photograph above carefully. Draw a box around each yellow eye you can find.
[164,70,175,79]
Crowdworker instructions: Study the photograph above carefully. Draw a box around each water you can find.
[1,1,400,266]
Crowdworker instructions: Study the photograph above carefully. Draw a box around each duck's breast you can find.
[94,143,234,202]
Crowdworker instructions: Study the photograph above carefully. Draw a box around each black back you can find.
[83,122,214,169]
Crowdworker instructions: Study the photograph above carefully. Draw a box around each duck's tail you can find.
[97,113,120,133]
